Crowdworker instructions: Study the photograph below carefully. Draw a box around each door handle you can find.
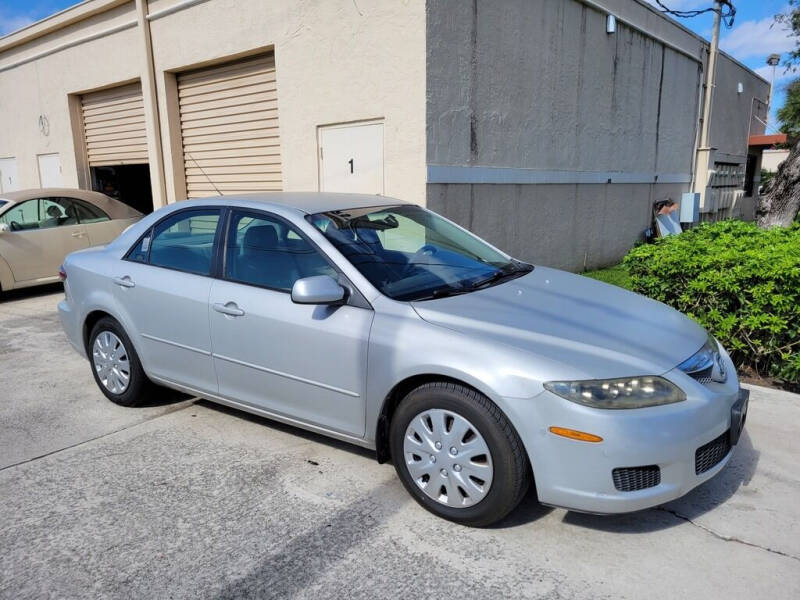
[71,231,86,238]
[213,302,245,317]
[112,276,135,288]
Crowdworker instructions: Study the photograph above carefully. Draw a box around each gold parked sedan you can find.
[0,188,142,292]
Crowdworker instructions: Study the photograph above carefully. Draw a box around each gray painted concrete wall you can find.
[711,53,769,163]
[428,182,684,271]
[426,0,769,271]
[427,0,701,177]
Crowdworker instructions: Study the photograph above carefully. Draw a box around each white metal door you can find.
[0,158,19,193]
[319,122,384,194]
[37,154,62,188]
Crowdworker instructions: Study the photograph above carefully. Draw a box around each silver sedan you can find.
[58,193,748,526]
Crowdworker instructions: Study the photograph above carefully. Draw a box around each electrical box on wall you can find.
[680,192,700,223]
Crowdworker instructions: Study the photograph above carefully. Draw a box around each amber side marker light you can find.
[549,426,603,443]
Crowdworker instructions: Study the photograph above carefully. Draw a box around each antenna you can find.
[185,150,223,197]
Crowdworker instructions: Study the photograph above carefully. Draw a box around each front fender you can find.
[365,307,548,445]
[0,254,14,291]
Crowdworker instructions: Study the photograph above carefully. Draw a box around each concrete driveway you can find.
[1,288,799,599]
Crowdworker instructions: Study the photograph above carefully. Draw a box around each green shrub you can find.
[623,220,800,383]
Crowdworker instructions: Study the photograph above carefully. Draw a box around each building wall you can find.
[0,2,143,190]
[147,0,426,205]
[710,53,769,164]
[425,0,769,271]
[0,0,426,207]
[761,148,789,172]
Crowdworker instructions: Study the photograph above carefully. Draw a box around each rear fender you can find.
[77,279,146,369]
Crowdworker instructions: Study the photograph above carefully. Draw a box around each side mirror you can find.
[0,223,8,233]
[291,275,345,305]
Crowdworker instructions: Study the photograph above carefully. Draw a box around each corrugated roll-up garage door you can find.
[177,54,282,198]
[82,83,148,166]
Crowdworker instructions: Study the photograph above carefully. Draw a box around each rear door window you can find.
[136,209,221,275]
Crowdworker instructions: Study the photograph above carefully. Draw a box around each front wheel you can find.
[390,382,530,526]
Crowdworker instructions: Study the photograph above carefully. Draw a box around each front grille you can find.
[687,365,713,386]
[612,465,661,492]
[695,430,731,475]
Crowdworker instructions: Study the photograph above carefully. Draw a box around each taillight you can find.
[58,265,67,281]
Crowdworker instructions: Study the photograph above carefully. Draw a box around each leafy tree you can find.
[777,78,800,137]
[755,2,800,226]
[775,1,800,70]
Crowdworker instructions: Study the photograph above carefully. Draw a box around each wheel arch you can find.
[83,309,117,354]
[82,306,143,359]
[374,373,511,464]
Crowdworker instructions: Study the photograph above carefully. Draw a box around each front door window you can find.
[224,211,336,291]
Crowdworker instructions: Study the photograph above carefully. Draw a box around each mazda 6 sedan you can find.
[58,193,748,526]
[0,188,141,293]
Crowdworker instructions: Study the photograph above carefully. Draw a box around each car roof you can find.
[0,188,142,219]
[184,192,410,214]
[0,188,112,204]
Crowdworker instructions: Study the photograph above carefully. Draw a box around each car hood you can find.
[411,266,707,380]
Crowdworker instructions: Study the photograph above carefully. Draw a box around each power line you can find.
[654,1,737,28]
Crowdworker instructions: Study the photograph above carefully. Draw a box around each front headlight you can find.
[543,376,686,409]
[677,334,717,378]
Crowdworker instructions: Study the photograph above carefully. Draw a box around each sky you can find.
[644,0,796,131]
[0,0,797,129]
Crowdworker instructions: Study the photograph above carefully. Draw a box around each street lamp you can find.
[767,53,781,125]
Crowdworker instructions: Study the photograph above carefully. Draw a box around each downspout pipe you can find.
[135,0,168,209]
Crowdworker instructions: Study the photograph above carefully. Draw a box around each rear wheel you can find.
[390,382,530,526]
[89,317,152,407]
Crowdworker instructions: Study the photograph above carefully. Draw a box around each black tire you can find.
[88,316,153,407]
[390,381,530,527]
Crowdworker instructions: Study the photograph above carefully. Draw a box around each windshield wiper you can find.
[411,286,472,301]
[410,262,533,301]
[469,262,533,290]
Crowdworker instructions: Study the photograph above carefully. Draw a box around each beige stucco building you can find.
[761,148,790,173]
[0,0,769,270]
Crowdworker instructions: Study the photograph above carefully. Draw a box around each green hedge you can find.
[623,220,800,383]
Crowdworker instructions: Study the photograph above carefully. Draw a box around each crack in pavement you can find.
[0,400,196,473]
[656,507,800,563]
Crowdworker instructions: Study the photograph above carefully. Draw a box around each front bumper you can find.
[502,356,747,514]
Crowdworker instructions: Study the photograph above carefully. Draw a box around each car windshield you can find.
[0,200,7,208]
[308,204,532,301]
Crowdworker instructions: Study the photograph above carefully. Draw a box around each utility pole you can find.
[692,1,723,212]
[699,1,722,149]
